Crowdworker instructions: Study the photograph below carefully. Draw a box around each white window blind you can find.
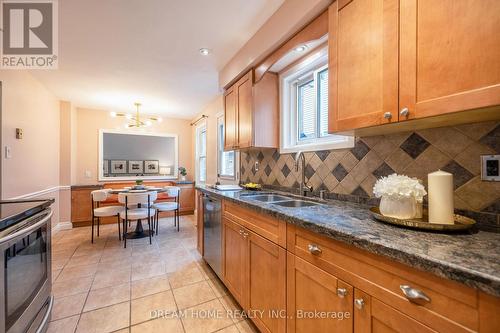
[218,119,235,178]
[298,80,316,140]
[318,69,329,137]
[197,126,207,183]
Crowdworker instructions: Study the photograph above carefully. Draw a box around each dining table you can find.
[107,187,167,239]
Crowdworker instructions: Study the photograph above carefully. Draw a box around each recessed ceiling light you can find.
[294,45,307,52]
[199,48,211,55]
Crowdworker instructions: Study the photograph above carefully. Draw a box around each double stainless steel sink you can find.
[241,193,320,208]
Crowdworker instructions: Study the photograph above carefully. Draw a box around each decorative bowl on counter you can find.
[241,183,262,191]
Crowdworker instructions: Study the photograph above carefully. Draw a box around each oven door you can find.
[0,209,52,333]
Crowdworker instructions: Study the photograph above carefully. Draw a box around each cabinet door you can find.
[178,185,194,212]
[222,217,246,304]
[71,189,93,223]
[246,230,286,333]
[329,0,399,132]
[196,191,203,256]
[236,71,253,149]
[354,289,437,333]
[287,253,353,333]
[224,86,237,150]
[400,0,500,120]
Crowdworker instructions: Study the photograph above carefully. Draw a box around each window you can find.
[196,124,207,183]
[280,47,354,153]
[217,115,236,179]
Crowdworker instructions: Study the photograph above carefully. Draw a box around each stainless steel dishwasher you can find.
[203,193,222,279]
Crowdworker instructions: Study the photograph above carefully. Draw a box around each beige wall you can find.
[0,71,62,227]
[74,107,193,185]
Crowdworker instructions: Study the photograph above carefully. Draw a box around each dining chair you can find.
[153,186,181,233]
[90,189,124,243]
[118,191,157,248]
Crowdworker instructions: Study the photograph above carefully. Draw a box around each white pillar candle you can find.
[428,170,454,224]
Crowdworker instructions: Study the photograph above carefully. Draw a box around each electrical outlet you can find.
[481,155,500,181]
[16,128,23,139]
[254,161,259,172]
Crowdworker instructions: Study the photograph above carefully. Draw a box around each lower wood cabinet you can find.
[222,215,286,333]
[287,253,353,333]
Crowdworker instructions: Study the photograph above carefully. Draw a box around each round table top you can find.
[107,187,167,194]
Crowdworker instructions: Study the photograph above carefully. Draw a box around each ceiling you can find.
[31,0,284,119]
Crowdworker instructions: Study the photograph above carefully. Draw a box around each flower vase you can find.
[379,195,417,219]
[180,175,186,181]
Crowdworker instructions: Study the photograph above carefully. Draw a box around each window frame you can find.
[216,114,237,180]
[195,123,207,184]
[279,47,354,154]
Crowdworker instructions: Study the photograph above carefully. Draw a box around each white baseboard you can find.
[9,185,71,200]
[52,221,73,234]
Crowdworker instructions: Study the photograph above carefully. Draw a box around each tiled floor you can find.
[48,215,259,333]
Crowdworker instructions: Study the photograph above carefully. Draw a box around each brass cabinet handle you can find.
[400,285,431,304]
[400,107,409,117]
[307,244,322,255]
[354,298,365,310]
[337,288,348,298]
[384,112,392,119]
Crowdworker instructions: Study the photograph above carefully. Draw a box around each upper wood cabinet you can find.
[329,0,500,133]
[223,70,279,150]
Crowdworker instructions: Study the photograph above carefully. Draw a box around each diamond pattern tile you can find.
[480,124,500,153]
[372,162,395,179]
[400,133,430,159]
[332,164,348,182]
[272,150,280,161]
[351,140,370,161]
[442,160,474,189]
[257,152,264,162]
[240,166,246,176]
[281,164,291,178]
[245,153,251,163]
[351,186,369,197]
[304,164,315,180]
[315,150,330,162]
[264,165,272,177]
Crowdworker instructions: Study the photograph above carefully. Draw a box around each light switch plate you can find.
[481,155,500,181]
[4,146,11,159]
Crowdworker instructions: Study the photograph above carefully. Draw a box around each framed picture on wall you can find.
[103,160,109,175]
[110,160,127,174]
[144,160,159,174]
[128,160,144,174]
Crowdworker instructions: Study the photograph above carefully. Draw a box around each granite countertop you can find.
[196,185,500,297]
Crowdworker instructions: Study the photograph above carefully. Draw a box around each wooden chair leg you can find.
[97,217,100,237]
[156,211,159,235]
[177,210,180,232]
[123,218,127,248]
[148,218,152,245]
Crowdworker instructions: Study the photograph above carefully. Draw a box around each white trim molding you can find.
[9,185,70,200]
[52,221,73,234]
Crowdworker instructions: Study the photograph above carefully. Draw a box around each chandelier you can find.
[110,102,162,128]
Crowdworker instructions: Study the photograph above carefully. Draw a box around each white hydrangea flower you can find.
[373,173,427,201]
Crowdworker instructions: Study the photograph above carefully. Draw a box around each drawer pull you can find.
[400,285,431,304]
[337,288,348,298]
[307,244,322,255]
[354,298,365,310]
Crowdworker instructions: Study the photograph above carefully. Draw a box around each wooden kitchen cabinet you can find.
[223,70,279,150]
[354,289,436,333]
[196,190,204,256]
[222,217,247,304]
[329,0,399,132]
[287,253,353,333]
[246,230,286,333]
[178,183,195,213]
[329,0,500,133]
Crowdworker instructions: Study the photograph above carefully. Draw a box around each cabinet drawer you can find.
[223,201,286,248]
[287,225,479,333]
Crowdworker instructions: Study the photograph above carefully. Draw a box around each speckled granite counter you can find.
[196,185,500,297]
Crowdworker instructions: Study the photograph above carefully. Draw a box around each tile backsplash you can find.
[240,121,500,230]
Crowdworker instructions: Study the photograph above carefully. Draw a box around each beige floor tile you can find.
[131,290,177,325]
[197,262,217,280]
[181,299,234,333]
[52,258,70,271]
[53,277,93,298]
[76,302,130,333]
[52,293,87,321]
[96,257,133,272]
[173,280,217,310]
[235,320,260,333]
[91,268,131,290]
[217,325,240,333]
[57,263,98,282]
[131,263,165,281]
[219,295,244,323]
[84,283,130,312]
[52,269,62,281]
[130,317,184,333]
[131,275,170,299]
[47,315,80,333]
[168,263,205,289]
[207,278,227,298]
